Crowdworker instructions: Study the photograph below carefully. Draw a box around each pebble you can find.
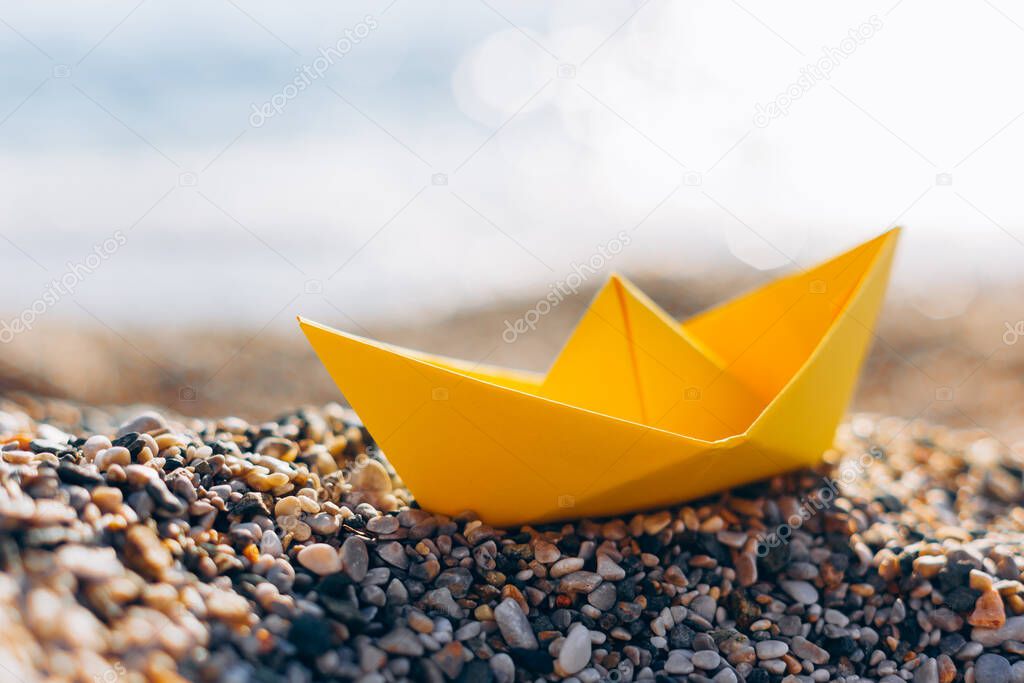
[930,608,964,632]
[913,658,938,683]
[297,543,341,575]
[534,540,560,564]
[735,552,758,586]
[790,636,829,665]
[597,553,626,580]
[938,655,957,683]
[587,583,617,611]
[117,411,168,436]
[494,598,537,650]
[976,653,1012,683]
[974,617,1024,647]
[550,557,584,578]
[559,571,602,594]
[367,515,399,534]
[665,651,695,675]
[669,623,696,649]
[490,653,515,683]
[970,589,1008,629]
[55,545,123,580]
[376,542,408,569]
[557,624,592,676]
[82,435,112,462]
[692,595,717,621]
[692,650,721,670]
[95,446,131,471]
[424,588,462,618]
[378,628,424,656]
[454,622,481,640]
[341,536,369,581]
[755,640,788,659]
[780,580,818,605]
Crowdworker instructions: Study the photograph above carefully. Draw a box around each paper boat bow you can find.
[300,229,898,526]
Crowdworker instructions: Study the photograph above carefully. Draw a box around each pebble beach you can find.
[2,395,1024,683]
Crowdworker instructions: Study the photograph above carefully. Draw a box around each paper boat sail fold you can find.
[299,229,899,526]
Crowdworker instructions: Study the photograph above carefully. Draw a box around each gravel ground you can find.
[1,395,1024,683]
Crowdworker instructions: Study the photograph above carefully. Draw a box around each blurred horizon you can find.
[1,0,1023,328]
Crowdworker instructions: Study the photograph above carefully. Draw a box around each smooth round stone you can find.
[557,624,591,675]
[713,669,738,683]
[790,636,829,665]
[692,650,721,670]
[778,615,803,637]
[973,616,1024,647]
[786,561,819,580]
[308,513,340,536]
[341,536,369,581]
[755,640,788,659]
[260,530,283,557]
[913,658,938,683]
[55,545,122,580]
[975,653,1011,683]
[96,446,131,471]
[455,622,481,640]
[117,410,167,436]
[297,543,341,575]
[490,653,515,683]
[407,610,433,634]
[267,559,295,591]
[91,486,123,512]
[692,595,717,621]
[587,583,617,611]
[381,576,405,601]
[735,553,758,586]
[349,460,392,491]
[669,623,696,649]
[378,627,423,656]
[559,571,602,594]
[82,435,112,462]
[596,554,625,581]
[665,652,694,675]
[550,557,584,578]
[367,515,399,534]
[377,542,409,569]
[694,633,716,651]
[494,598,537,650]
[534,540,560,564]
[780,580,819,605]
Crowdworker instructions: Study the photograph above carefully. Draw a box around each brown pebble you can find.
[735,553,758,587]
[91,486,123,513]
[968,588,1006,628]
[936,653,956,683]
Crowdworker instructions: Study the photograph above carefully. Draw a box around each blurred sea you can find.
[1,0,1023,327]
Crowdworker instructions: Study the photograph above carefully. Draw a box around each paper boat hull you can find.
[300,230,897,526]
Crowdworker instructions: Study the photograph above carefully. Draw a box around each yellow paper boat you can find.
[300,229,899,526]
